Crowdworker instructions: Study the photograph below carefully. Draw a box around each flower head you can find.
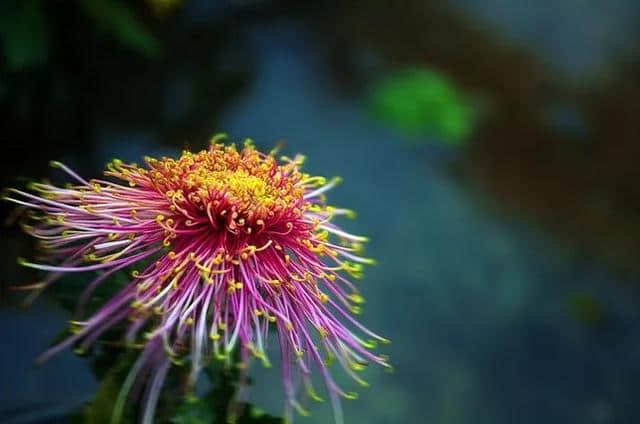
[5,136,389,423]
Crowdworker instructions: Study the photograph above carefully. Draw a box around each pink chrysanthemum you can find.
[5,136,390,423]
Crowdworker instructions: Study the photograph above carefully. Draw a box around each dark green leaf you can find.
[172,361,283,423]
[79,0,161,58]
[78,352,138,424]
[0,0,50,70]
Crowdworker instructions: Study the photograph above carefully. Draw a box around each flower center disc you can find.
[145,144,306,234]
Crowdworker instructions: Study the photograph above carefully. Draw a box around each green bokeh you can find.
[369,68,475,145]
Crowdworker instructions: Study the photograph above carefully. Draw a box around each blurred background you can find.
[2,0,640,423]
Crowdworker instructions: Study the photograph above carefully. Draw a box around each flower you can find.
[5,136,390,423]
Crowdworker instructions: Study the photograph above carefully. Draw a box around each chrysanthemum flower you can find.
[5,136,390,423]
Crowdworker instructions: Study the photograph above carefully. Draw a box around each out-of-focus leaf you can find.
[172,362,283,424]
[172,393,283,424]
[76,353,137,424]
[369,68,476,145]
[0,0,50,70]
[171,395,216,424]
[48,267,281,423]
[79,0,161,58]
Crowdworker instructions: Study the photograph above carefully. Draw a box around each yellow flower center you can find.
[145,143,306,229]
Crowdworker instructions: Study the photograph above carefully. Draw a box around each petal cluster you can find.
[5,137,389,423]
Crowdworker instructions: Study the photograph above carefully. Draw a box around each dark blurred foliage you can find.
[67,337,283,423]
[32,264,284,422]
[318,0,640,276]
[170,363,282,424]
[0,0,252,184]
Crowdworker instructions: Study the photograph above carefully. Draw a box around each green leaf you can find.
[0,0,50,70]
[79,352,138,424]
[171,395,215,424]
[79,0,161,58]
[369,68,476,145]
[172,362,283,424]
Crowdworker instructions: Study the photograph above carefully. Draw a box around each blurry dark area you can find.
[322,0,640,276]
[2,0,640,423]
